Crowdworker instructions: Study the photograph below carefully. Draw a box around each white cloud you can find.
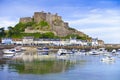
[69,9,120,25]
[0,17,18,29]
[68,9,120,43]
[80,27,120,43]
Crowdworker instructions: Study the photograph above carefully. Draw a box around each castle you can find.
[19,11,86,37]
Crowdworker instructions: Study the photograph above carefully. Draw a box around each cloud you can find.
[0,17,18,29]
[68,9,120,43]
[69,9,120,25]
[80,27,120,43]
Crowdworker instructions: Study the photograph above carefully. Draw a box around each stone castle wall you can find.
[19,11,86,37]
[33,12,46,23]
[20,17,32,23]
[20,11,62,25]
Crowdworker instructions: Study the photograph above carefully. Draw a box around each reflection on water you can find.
[0,55,120,80]
[10,60,77,74]
[0,58,81,75]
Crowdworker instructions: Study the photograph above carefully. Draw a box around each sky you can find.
[0,0,120,44]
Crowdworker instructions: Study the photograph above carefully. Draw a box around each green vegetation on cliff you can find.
[63,34,88,40]
[1,19,89,40]
[35,21,50,30]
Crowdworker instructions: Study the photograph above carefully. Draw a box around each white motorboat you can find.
[112,49,116,53]
[111,49,119,56]
[37,47,49,52]
[3,49,16,54]
[2,53,15,58]
[56,49,71,60]
[101,56,115,62]
[98,48,108,54]
[57,49,68,56]
[3,46,23,54]
[89,49,99,55]
[37,47,49,55]
[116,49,120,55]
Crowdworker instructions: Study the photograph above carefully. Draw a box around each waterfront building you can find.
[1,38,13,44]
[11,36,104,47]
[12,39,22,45]
[91,38,98,46]
[22,36,34,45]
[98,40,104,46]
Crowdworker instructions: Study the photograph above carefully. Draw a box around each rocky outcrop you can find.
[19,11,87,37]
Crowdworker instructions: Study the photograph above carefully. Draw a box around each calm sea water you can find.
[0,55,120,80]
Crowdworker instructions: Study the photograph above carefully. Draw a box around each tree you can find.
[7,26,14,37]
[0,27,5,38]
[42,32,55,38]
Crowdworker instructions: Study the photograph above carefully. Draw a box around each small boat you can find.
[116,49,120,54]
[57,49,68,56]
[37,47,49,55]
[89,49,99,55]
[56,49,70,60]
[37,47,49,52]
[112,49,116,53]
[3,46,23,54]
[3,49,16,54]
[101,56,115,62]
[98,48,108,54]
[2,53,15,59]
[111,49,119,56]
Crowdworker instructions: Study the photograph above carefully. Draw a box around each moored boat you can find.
[88,49,99,55]
[101,56,115,62]
[37,47,49,55]
[3,46,23,54]
[2,53,15,59]
[57,49,68,56]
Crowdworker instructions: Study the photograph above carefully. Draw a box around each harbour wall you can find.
[0,44,120,51]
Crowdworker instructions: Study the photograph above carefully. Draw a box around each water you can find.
[0,55,120,80]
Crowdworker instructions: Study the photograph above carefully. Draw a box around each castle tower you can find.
[33,11,47,23]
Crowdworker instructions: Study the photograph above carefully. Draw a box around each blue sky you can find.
[0,0,120,44]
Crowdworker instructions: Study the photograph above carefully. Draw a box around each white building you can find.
[91,38,98,46]
[1,38,13,44]
[12,36,102,46]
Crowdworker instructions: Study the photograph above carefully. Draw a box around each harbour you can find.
[0,0,120,80]
[0,49,120,80]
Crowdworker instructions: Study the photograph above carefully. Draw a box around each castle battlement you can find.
[20,17,32,23]
[19,11,63,24]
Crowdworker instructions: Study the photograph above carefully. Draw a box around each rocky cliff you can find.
[19,11,87,37]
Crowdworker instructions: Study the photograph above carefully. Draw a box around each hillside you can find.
[8,11,90,39]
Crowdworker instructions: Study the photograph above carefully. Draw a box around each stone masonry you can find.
[19,11,87,37]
